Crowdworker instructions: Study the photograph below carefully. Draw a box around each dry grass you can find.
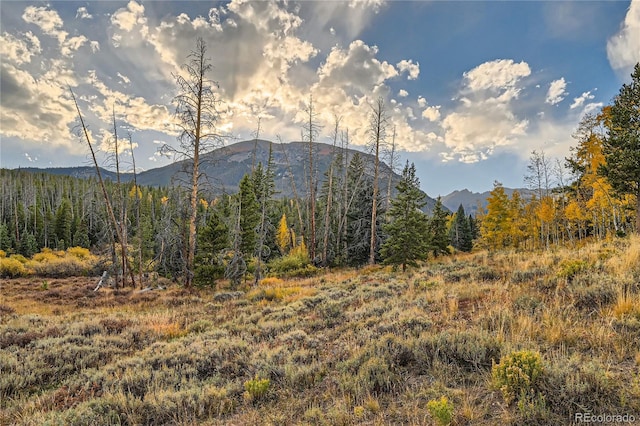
[1,236,640,425]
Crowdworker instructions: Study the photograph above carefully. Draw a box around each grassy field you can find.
[2,237,640,425]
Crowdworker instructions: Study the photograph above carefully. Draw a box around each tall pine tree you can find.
[600,63,640,234]
[427,196,450,257]
[450,204,473,252]
[381,162,429,271]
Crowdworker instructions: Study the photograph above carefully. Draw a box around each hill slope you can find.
[15,140,443,213]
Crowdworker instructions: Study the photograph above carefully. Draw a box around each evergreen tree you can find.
[72,220,90,248]
[0,223,12,252]
[238,174,260,259]
[345,154,386,266]
[450,204,473,252]
[18,232,38,257]
[380,162,429,271]
[600,63,640,234]
[427,196,450,257]
[194,202,230,287]
[54,199,72,250]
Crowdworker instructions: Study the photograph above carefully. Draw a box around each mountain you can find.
[12,140,443,213]
[442,187,534,216]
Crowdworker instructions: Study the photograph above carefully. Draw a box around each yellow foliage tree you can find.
[276,213,291,255]
[480,182,512,250]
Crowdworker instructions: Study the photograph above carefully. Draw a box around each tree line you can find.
[479,63,639,251]
[1,37,637,284]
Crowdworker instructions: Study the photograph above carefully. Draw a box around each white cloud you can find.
[440,59,531,162]
[396,59,420,80]
[570,91,595,109]
[61,35,88,57]
[111,0,147,33]
[76,7,92,20]
[463,59,530,93]
[117,72,131,85]
[0,61,79,150]
[398,89,408,97]
[0,31,41,65]
[422,105,441,122]
[607,0,640,72]
[22,5,68,44]
[317,40,398,93]
[545,77,567,105]
[90,41,100,53]
[417,96,427,108]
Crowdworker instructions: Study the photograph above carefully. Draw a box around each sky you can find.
[1,0,639,197]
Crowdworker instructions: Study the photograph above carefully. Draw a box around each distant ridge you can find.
[442,187,534,216]
[12,140,444,214]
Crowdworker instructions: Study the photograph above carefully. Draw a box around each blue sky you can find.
[1,0,638,196]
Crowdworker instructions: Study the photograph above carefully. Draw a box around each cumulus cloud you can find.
[0,31,41,65]
[422,105,441,122]
[398,89,408,97]
[396,59,420,80]
[22,5,67,44]
[607,0,640,72]
[570,91,595,109]
[463,59,531,93]
[440,59,531,163]
[545,77,567,105]
[0,61,79,150]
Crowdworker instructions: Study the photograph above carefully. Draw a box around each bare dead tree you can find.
[385,125,398,213]
[69,88,135,287]
[159,37,227,287]
[322,115,341,266]
[111,106,129,288]
[302,94,321,261]
[367,97,388,265]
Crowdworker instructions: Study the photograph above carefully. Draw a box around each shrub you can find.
[474,266,501,281]
[511,268,547,284]
[492,350,544,405]
[356,356,397,395]
[0,250,6,258]
[0,257,27,278]
[427,396,454,426]
[268,245,310,274]
[572,285,616,312]
[425,330,501,372]
[259,277,284,287]
[66,247,91,260]
[9,254,28,264]
[541,357,622,418]
[513,294,545,315]
[244,376,270,401]
[557,259,588,282]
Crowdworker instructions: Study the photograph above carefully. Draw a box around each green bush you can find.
[244,376,270,401]
[427,396,454,426]
[557,259,588,282]
[492,350,544,405]
[268,245,310,275]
